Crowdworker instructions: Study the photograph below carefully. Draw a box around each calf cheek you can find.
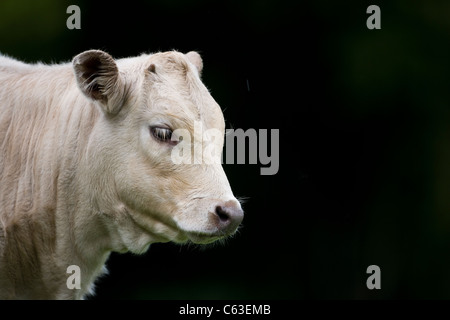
[115,158,172,216]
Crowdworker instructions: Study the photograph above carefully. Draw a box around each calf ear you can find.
[185,51,203,76]
[73,50,126,115]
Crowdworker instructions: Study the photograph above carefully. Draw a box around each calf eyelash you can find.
[150,126,176,145]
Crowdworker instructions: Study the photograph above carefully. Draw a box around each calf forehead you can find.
[148,52,225,131]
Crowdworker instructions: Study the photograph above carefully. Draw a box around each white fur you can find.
[0,50,242,299]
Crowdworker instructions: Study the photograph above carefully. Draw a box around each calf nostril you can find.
[214,202,244,234]
[215,205,230,222]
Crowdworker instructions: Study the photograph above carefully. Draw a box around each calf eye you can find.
[150,126,174,144]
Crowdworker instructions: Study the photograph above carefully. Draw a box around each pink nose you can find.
[213,201,244,234]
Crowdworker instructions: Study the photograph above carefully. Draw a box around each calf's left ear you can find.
[73,50,126,115]
[185,51,203,76]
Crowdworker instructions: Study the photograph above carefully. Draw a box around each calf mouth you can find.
[186,232,223,244]
[183,225,242,245]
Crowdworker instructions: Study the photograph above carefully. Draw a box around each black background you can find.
[1,0,450,299]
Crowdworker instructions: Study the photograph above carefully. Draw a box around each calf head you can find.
[73,50,243,252]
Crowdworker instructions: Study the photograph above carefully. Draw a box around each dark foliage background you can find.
[1,0,450,299]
